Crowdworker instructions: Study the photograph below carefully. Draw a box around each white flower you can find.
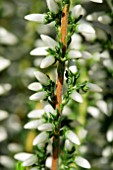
[46,0,59,13]
[82,51,93,59]
[70,91,83,103]
[69,33,82,50]
[40,34,58,48]
[44,104,55,117]
[0,156,15,168]
[0,110,8,121]
[77,23,95,35]
[106,125,113,142]
[28,109,45,118]
[98,15,112,24]
[102,146,112,157]
[34,71,49,85]
[24,120,44,129]
[68,50,82,59]
[75,156,91,169]
[87,106,100,119]
[62,106,72,116]
[33,131,49,145]
[0,84,12,96]
[29,91,47,101]
[24,14,46,23]
[66,130,80,145]
[71,5,85,18]
[78,128,88,140]
[90,0,103,3]
[87,82,102,92]
[99,50,110,59]
[0,57,11,72]
[96,100,108,115]
[28,82,42,91]
[30,47,48,56]
[38,123,53,131]
[65,139,73,151]
[45,157,52,169]
[0,126,7,142]
[8,143,23,153]
[23,155,37,166]
[0,27,18,45]
[14,152,33,161]
[40,55,55,68]
[69,60,78,74]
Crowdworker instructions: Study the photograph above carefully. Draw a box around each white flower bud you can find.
[106,125,113,142]
[0,110,8,121]
[102,146,112,157]
[45,157,52,169]
[22,155,37,166]
[33,132,49,145]
[71,5,85,18]
[38,123,53,131]
[0,57,11,72]
[46,0,59,13]
[70,91,83,103]
[90,0,103,3]
[24,14,46,23]
[0,27,18,45]
[0,84,12,95]
[28,82,42,91]
[14,152,33,161]
[69,33,82,50]
[0,156,15,168]
[82,51,93,59]
[65,139,73,151]
[87,106,100,119]
[44,104,55,117]
[34,71,49,85]
[24,120,43,129]
[77,23,95,35]
[96,100,108,115]
[28,109,44,118]
[66,130,80,145]
[40,55,55,68]
[68,50,82,59]
[98,15,112,24]
[75,156,91,169]
[29,91,47,101]
[87,82,102,92]
[0,126,7,142]
[30,47,48,56]
[40,34,58,48]
[69,60,78,74]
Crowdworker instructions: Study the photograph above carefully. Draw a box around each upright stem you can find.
[52,4,69,170]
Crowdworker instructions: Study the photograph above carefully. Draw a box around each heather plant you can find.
[14,0,106,170]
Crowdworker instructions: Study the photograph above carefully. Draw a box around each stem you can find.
[52,4,69,170]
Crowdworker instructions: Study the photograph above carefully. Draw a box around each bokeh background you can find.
[0,0,113,169]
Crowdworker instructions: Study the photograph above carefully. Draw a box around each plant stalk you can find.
[52,4,69,170]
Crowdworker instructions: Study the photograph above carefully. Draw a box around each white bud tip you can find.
[75,156,91,169]
[70,91,83,103]
[24,14,46,23]
[90,0,103,3]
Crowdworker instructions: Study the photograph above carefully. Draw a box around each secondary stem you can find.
[52,4,69,170]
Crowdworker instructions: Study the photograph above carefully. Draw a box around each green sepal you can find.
[16,161,25,170]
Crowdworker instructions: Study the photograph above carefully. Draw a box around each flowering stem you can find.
[52,4,69,170]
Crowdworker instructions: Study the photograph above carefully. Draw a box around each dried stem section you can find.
[52,4,69,170]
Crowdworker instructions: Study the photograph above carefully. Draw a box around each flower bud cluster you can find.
[15,0,106,169]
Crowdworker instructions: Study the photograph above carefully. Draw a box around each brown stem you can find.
[52,4,69,170]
